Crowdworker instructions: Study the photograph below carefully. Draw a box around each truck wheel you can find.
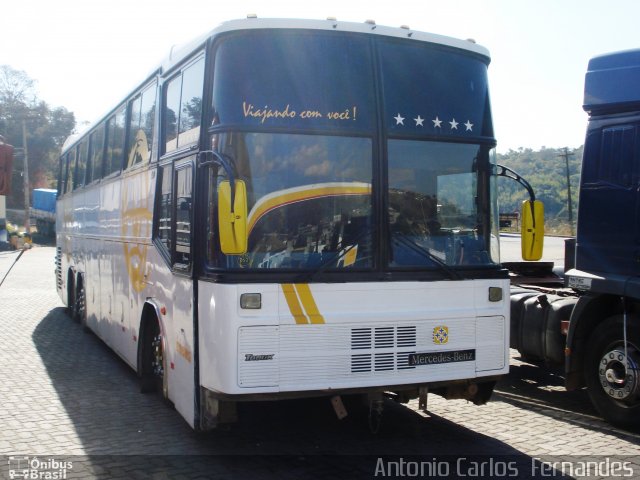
[584,314,640,428]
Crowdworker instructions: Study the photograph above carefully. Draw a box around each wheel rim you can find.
[151,334,164,378]
[77,284,85,321]
[598,344,640,402]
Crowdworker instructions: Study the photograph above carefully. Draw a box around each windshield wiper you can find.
[295,225,374,283]
[392,234,463,280]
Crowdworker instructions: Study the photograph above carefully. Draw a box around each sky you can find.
[2,0,639,153]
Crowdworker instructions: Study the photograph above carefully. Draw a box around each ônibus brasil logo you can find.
[7,456,72,480]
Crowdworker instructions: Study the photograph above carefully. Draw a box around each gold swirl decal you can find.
[122,129,152,293]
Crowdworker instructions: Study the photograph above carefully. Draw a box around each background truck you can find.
[30,188,57,237]
[509,49,640,429]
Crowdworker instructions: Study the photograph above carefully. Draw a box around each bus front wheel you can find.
[74,276,89,332]
[140,318,166,397]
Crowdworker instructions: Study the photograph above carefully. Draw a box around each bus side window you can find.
[163,55,204,154]
[177,58,204,148]
[88,126,105,183]
[75,141,88,189]
[65,150,76,194]
[57,155,64,195]
[104,105,126,177]
[59,154,68,195]
[155,160,193,268]
[127,82,156,169]
[164,76,181,153]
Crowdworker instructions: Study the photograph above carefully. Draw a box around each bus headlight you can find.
[240,293,261,309]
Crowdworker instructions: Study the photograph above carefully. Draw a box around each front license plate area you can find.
[409,349,476,366]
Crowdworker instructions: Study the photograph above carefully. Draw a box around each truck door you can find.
[577,123,639,277]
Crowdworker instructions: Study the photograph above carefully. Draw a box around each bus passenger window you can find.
[65,150,76,194]
[127,82,156,168]
[88,127,105,182]
[177,58,204,148]
[75,141,88,188]
[164,77,181,152]
[60,154,68,194]
[105,106,126,177]
[163,55,204,154]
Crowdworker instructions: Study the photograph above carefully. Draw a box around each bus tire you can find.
[75,276,90,333]
[140,318,165,396]
[66,271,75,320]
[584,314,640,429]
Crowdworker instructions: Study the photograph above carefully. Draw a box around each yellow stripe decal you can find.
[294,284,325,324]
[282,284,309,324]
[248,182,371,234]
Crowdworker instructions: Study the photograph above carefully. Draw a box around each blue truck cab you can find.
[574,49,640,284]
[562,49,640,428]
[510,50,640,430]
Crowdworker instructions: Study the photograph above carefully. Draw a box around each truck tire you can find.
[584,314,640,429]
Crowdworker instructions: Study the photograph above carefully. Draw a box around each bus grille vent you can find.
[397,326,417,347]
[351,354,372,372]
[374,327,394,348]
[351,328,372,350]
[374,352,394,371]
[397,352,417,370]
[350,326,417,373]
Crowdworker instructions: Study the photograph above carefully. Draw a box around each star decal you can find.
[392,111,474,133]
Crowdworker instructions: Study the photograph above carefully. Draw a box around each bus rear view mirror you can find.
[521,200,544,261]
[218,180,248,255]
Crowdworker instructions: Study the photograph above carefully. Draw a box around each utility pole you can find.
[558,147,575,236]
[22,120,30,233]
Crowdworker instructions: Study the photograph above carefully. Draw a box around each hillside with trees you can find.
[497,146,582,235]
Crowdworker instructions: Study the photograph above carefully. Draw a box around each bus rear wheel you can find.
[74,277,89,332]
[584,314,640,429]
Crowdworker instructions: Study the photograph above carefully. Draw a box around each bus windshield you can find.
[207,29,498,273]
[388,140,494,267]
[209,132,373,270]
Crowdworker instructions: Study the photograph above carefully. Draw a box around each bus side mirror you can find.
[218,180,248,255]
[521,200,544,261]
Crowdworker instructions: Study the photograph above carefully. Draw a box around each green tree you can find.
[0,65,75,207]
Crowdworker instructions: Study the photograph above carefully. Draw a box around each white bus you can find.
[56,17,529,431]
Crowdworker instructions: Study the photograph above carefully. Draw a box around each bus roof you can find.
[162,17,490,73]
[584,49,640,115]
